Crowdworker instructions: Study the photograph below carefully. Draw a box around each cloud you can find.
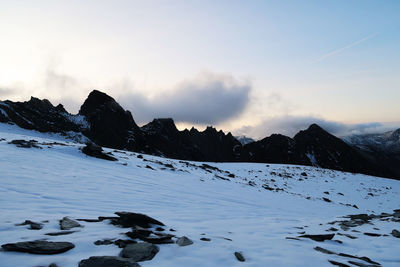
[0,87,15,98]
[234,115,398,140]
[118,72,251,125]
[312,33,377,63]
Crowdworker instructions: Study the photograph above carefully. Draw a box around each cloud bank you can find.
[234,115,398,140]
[119,72,251,125]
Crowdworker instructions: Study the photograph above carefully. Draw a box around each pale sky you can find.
[0,0,399,138]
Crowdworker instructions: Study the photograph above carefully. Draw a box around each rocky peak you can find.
[142,118,178,135]
[79,90,121,115]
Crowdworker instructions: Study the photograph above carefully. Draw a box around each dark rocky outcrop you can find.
[298,233,335,242]
[234,251,245,262]
[60,217,81,230]
[1,241,74,254]
[79,256,140,267]
[78,90,143,151]
[176,236,193,246]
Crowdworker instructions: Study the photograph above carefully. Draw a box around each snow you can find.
[0,122,400,266]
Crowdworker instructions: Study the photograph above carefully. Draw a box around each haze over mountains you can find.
[1,90,399,180]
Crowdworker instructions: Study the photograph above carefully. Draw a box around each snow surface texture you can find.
[0,122,400,267]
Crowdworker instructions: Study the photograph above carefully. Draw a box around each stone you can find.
[120,242,159,262]
[45,231,77,236]
[94,239,114,246]
[114,239,137,248]
[113,212,164,228]
[176,236,193,246]
[298,234,335,242]
[391,229,400,238]
[79,256,140,267]
[82,143,118,161]
[1,241,74,254]
[314,246,335,255]
[15,220,43,230]
[234,252,245,262]
[328,260,350,267]
[200,237,211,241]
[60,217,81,230]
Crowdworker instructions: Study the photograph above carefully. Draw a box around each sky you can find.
[0,0,399,139]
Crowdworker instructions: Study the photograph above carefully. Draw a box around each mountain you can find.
[235,135,255,145]
[343,129,400,178]
[0,90,398,179]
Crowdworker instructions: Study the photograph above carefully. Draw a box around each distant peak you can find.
[307,123,324,131]
[79,90,118,115]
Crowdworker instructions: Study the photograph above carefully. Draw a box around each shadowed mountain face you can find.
[0,90,398,179]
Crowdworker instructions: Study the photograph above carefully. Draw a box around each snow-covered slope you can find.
[0,123,400,267]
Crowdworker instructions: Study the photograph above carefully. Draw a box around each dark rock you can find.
[60,217,81,230]
[113,212,165,228]
[9,139,40,148]
[323,197,332,203]
[76,218,102,223]
[155,227,164,232]
[200,238,211,241]
[120,242,159,262]
[391,229,400,238]
[139,235,174,244]
[347,261,378,267]
[82,143,118,161]
[15,220,43,230]
[114,239,137,248]
[79,256,140,267]
[234,252,245,262]
[94,239,114,246]
[1,241,74,254]
[363,232,381,237]
[298,233,335,242]
[314,246,335,254]
[45,231,77,236]
[301,172,307,176]
[176,236,193,246]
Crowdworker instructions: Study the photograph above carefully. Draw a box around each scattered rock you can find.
[234,252,245,262]
[79,256,140,267]
[60,217,81,230]
[200,237,211,241]
[176,236,193,246]
[300,172,307,176]
[113,212,165,228]
[82,143,118,161]
[1,241,74,254]
[323,197,332,203]
[155,227,164,231]
[314,246,335,255]
[298,234,335,242]
[120,242,159,262]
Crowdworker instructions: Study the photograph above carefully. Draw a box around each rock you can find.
[82,143,118,161]
[314,246,335,254]
[9,139,40,148]
[347,261,377,267]
[49,263,58,267]
[45,231,77,236]
[176,236,193,246]
[1,241,74,254]
[113,212,165,228]
[298,234,335,242]
[139,235,174,244]
[15,220,43,230]
[391,229,400,238]
[155,227,164,231]
[94,239,114,246]
[323,197,332,203]
[114,239,137,248]
[79,256,140,267]
[120,242,159,262]
[60,217,81,230]
[234,252,245,262]
[363,232,381,237]
[200,237,211,241]
[300,172,307,176]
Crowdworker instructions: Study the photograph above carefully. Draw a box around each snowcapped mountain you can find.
[0,90,399,179]
[234,135,255,145]
[0,123,400,266]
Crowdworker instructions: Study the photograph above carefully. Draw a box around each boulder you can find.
[391,229,400,238]
[234,252,245,262]
[120,242,159,262]
[82,143,118,161]
[298,234,335,242]
[60,217,81,230]
[1,241,74,254]
[113,212,165,228]
[176,236,193,246]
[79,256,140,267]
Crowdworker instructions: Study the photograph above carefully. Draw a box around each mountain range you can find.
[1,90,398,180]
